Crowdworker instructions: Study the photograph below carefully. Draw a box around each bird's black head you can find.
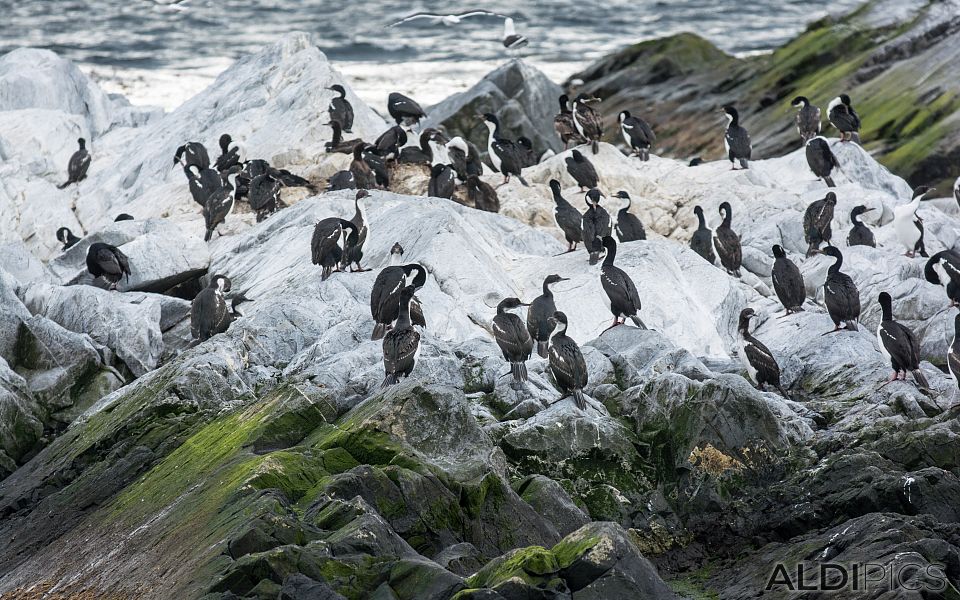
[791,96,809,108]
[825,192,838,204]
[498,297,528,311]
[549,311,569,330]
[544,274,568,287]
[913,185,934,200]
[356,189,370,201]
[219,133,232,148]
[391,242,404,256]
[549,179,562,194]
[821,245,842,259]
[878,291,893,313]
[328,84,346,96]
[850,204,873,217]
[618,110,631,122]
[210,274,232,292]
[517,137,533,150]
[430,163,448,177]
[693,205,704,216]
[839,94,852,105]
[56,227,72,243]
[571,149,584,162]
[923,253,945,285]
[481,113,499,126]
[601,235,616,251]
[77,137,86,149]
[613,191,630,200]
[402,263,427,288]
[399,284,418,305]
[585,188,603,205]
[718,201,732,215]
[114,213,134,222]
[721,105,738,119]
[574,93,599,104]
[772,244,786,258]
[688,157,704,167]
[738,307,756,332]
[739,307,756,321]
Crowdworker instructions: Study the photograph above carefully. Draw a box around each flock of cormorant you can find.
[52,81,960,405]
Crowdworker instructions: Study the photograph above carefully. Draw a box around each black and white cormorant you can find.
[190,275,245,342]
[173,141,210,170]
[924,250,960,306]
[466,175,499,212]
[203,180,235,241]
[362,146,391,188]
[600,236,646,330]
[445,137,483,182]
[565,149,598,191]
[791,96,821,143]
[550,180,582,252]
[428,164,456,199]
[847,205,876,247]
[311,217,358,281]
[327,84,354,132]
[86,242,130,289]
[572,94,602,154]
[771,245,805,314]
[516,137,538,169]
[527,274,568,358]
[828,94,861,142]
[481,113,528,187]
[612,191,645,242]
[690,206,716,264]
[325,121,363,154]
[877,292,929,390]
[350,144,377,190]
[114,213,134,222]
[399,129,441,165]
[821,246,860,333]
[234,159,269,202]
[56,227,81,251]
[214,134,242,173]
[57,138,91,189]
[721,106,751,170]
[949,312,960,388]
[554,95,586,150]
[374,126,408,161]
[502,17,528,50]
[387,92,426,128]
[713,202,742,277]
[249,172,283,222]
[618,111,655,161]
[894,186,933,258]
[370,261,427,340]
[381,285,421,388]
[326,170,356,191]
[582,188,612,265]
[805,136,839,187]
[493,297,534,383]
[342,190,369,272]
[185,164,224,207]
[803,191,837,256]
[737,308,788,397]
[548,311,588,410]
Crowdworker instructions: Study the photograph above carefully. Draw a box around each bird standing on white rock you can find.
[893,186,933,258]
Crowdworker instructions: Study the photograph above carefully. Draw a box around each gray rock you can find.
[0,241,49,285]
[279,573,346,600]
[387,558,465,600]
[586,326,711,386]
[0,358,43,468]
[0,271,30,364]
[513,475,590,537]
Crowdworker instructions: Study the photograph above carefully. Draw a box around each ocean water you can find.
[1,0,866,110]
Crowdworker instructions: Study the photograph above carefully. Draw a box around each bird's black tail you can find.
[913,369,930,391]
[739,158,749,169]
[591,140,599,154]
[824,176,836,188]
[57,180,71,189]
[511,361,527,383]
[630,315,647,329]
[372,323,387,341]
[537,341,548,359]
[776,384,790,400]
[322,265,333,281]
[204,228,214,242]
[517,174,529,187]
[380,373,399,389]
[845,320,858,332]
[572,389,586,410]
[589,251,600,265]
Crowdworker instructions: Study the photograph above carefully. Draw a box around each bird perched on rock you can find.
[791,96,821,143]
[428,164,456,199]
[894,186,933,258]
[350,144,377,190]
[248,172,283,222]
[58,138,91,189]
[548,311,588,410]
[387,92,426,128]
[582,188,611,265]
[828,94,861,143]
[466,175,499,212]
[446,137,482,182]
[618,111,655,161]
[190,275,246,342]
[847,205,876,247]
[86,242,130,289]
[572,94,603,154]
[877,292,928,390]
[565,149,598,191]
[173,141,210,170]
[714,202,742,276]
[502,17,528,50]
[381,285,421,388]
[821,246,860,333]
[481,113,528,186]
[399,129,440,165]
[114,213,135,222]
[214,134,242,173]
[326,170,356,191]
[771,245,805,315]
[311,217,358,281]
[516,137,538,169]
[362,146,391,188]
[613,191,645,242]
[805,136,839,187]
[342,190,369,272]
[554,95,586,150]
[493,297,534,384]
[203,180,235,241]
[550,180,582,253]
[949,311,960,388]
[721,106,751,169]
[325,121,363,154]
[374,126,408,161]
[803,191,837,256]
[737,308,788,397]
[690,206,716,265]
[327,84,354,132]
[185,164,224,207]
[527,274,568,358]
[370,260,427,340]
[924,250,960,306]
[56,227,81,251]
[600,236,646,330]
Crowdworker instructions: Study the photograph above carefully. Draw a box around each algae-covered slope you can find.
[569,0,960,192]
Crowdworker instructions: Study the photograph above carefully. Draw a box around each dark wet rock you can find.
[513,475,590,538]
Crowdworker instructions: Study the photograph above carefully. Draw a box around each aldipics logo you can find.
[766,562,949,592]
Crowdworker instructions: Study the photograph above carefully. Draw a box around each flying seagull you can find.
[389,10,508,27]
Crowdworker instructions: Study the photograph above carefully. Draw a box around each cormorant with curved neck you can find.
[399,129,441,165]
[772,245,805,315]
[374,126,408,161]
[600,236,646,330]
[721,105,751,169]
[311,218,358,281]
[803,191,837,256]
[582,188,611,265]
[877,292,928,390]
[493,298,534,384]
[737,308,788,397]
[714,202,742,276]
[828,94,860,142]
[191,275,246,342]
[58,138,91,189]
[86,242,130,290]
[327,84,355,132]
[690,206,715,264]
[554,95,586,150]
[548,311,588,410]
[613,191,645,242]
[214,134,241,173]
[847,205,876,247]
[550,180,582,252]
[173,141,210,171]
[527,274,568,358]
[821,246,860,334]
[56,227,81,251]
[370,263,427,340]
[481,113,528,187]
[924,250,960,306]
[381,285,421,388]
